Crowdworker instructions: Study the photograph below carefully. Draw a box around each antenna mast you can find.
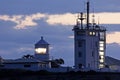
[86,1,90,29]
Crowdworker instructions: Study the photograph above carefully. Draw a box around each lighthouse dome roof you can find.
[35,36,49,46]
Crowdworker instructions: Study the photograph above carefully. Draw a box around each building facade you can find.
[0,37,50,71]
[73,2,106,70]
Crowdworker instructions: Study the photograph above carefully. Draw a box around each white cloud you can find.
[46,12,120,25]
[0,12,120,29]
[0,13,46,29]
[93,12,120,24]
[46,13,76,25]
[106,32,120,44]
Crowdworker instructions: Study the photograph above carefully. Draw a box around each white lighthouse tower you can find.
[34,36,49,61]
[73,2,106,70]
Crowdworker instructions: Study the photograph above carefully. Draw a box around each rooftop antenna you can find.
[79,12,85,29]
[76,13,80,26]
[86,1,90,29]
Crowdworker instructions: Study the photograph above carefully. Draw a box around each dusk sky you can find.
[0,0,120,66]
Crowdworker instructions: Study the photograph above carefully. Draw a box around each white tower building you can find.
[73,2,106,70]
[35,36,49,61]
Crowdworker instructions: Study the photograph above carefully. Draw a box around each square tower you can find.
[73,24,106,70]
[73,2,106,70]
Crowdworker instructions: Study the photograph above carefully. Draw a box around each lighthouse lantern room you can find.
[34,36,49,61]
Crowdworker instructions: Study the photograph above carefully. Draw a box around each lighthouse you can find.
[73,2,106,70]
[34,36,49,61]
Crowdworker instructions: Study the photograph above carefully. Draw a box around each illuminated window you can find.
[100,56,104,59]
[100,47,104,51]
[100,43,104,47]
[93,32,95,35]
[100,59,104,63]
[35,48,46,54]
[89,32,92,35]
[99,52,104,55]
[99,64,104,68]
[99,41,104,44]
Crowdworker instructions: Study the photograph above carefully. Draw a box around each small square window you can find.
[78,52,82,57]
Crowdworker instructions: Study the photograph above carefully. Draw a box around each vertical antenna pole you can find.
[87,1,90,29]
[80,12,84,29]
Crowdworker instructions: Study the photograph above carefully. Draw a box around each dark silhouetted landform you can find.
[0,69,120,80]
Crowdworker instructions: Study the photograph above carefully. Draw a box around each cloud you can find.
[46,13,76,25]
[93,12,120,24]
[106,32,120,44]
[46,12,120,25]
[1,12,120,29]
[0,13,46,29]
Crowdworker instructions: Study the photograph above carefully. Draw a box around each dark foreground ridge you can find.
[0,69,120,80]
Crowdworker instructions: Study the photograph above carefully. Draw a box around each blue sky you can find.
[0,0,120,66]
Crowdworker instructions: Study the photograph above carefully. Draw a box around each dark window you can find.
[95,42,98,47]
[24,64,31,67]
[78,41,82,47]
[92,51,94,57]
[88,63,90,67]
[77,31,85,35]
[78,52,82,57]
[78,40,85,47]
